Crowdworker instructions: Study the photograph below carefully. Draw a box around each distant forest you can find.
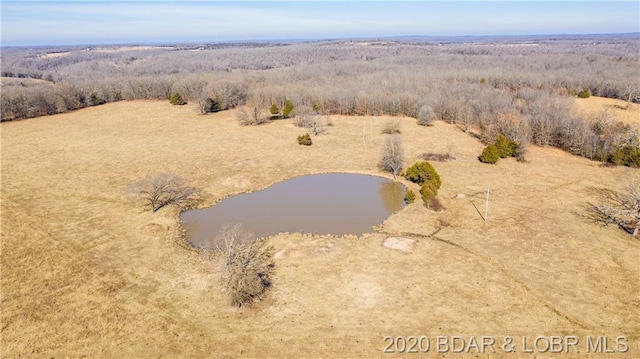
[2,36,639,165]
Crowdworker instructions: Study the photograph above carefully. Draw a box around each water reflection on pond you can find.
[181,173,406,249]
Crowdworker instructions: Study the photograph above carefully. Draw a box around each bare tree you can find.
[586,179,640,238]
[217,224,275,307]
[416,103,435,127]
[622,83,639,110]
[379,133,404,180]
[235,105,269,126]
[294,106,326,135]
[128,173,197,212]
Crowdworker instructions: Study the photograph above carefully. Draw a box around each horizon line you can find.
[3,31,639,49]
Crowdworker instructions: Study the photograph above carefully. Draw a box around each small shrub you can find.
[404,189,416,204]
[610,145,640,167]
[417,105,436,126]
[269,104,279,115]
[381,119,401,134]
[218,224,274,307]
[577,89,591,98]
[169,93,187,105]
[204,98,221,113]
[419,181,438,200]
[494,134,518,158]
[419,181,443,210]
[404,161,441,189]
[479,144,500,164]
[297,133,312,146]
[283,100,294,119]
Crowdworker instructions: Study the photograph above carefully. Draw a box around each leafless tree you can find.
[622,83,639,110]
[128,173,198,212]
[235,105,269,126]
[586,179,640,238]
[294,106,326,135]
[379,133,404,180]
[217,224,275,307]
[418,105,436,126]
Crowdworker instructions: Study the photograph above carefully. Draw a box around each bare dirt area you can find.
[1,100,638,357]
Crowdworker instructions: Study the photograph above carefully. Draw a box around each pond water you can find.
[181,173,406,249]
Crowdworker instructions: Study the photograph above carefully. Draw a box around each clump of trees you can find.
[479,134,522,164]
[128,173,198,212]
[378,133,404,179]
[217,224,275,307]
[404,161,443,210]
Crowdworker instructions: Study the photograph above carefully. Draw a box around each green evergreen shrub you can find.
[494,134,518,158]
[269,104,279,115]
[404,189,416,204]
[205,98,221,113]
[419,181,438,200]
[297,133,312,146]
[283,100,294,119]
[610,145,640,167]
[479,144,500,164]
[169,93,187,105]
[404,161,442,189]
[577,89,591,98]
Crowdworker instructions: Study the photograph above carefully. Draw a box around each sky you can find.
[1,1,639,46]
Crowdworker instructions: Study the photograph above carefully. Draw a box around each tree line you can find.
[1,38,639,166]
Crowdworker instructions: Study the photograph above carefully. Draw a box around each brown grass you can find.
[2,99,639,357]
[574,96,640,131]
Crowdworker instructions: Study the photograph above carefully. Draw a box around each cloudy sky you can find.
[1,1,638,46]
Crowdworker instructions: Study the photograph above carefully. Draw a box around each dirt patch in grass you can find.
[2,100,638,357]
[382,237,416,253]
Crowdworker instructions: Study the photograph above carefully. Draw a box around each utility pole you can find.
[484,185,490,223]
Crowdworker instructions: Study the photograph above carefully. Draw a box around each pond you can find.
[181,173,406,249]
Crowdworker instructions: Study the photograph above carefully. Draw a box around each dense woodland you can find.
[1,36,639,165]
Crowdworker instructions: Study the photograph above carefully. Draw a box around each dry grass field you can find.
[574,96,640,131]
[1,99,638,358]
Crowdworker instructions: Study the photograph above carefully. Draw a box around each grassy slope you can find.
[1,99,638,357]
[573,96,640,131]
